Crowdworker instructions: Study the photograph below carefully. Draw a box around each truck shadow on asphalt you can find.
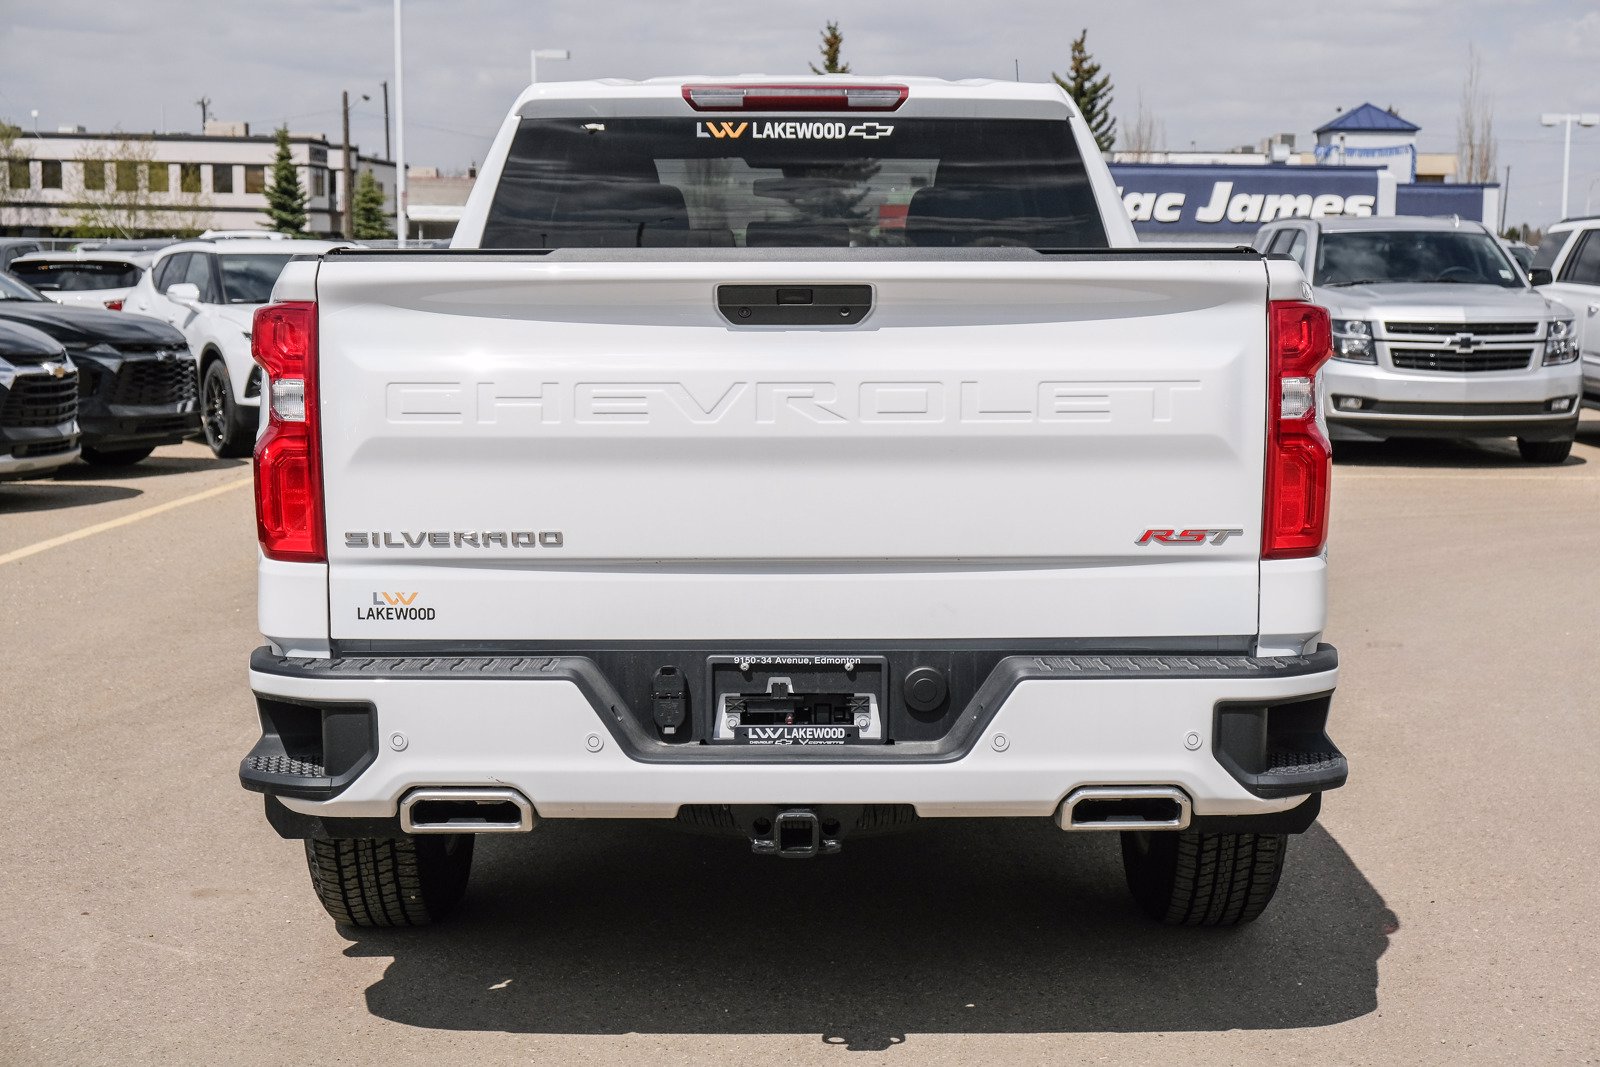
[344,818,1394,1049]
[0,481,143,513]
[47,453,246,482]
[1333,437,1587,469]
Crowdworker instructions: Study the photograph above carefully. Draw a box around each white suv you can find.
[124,238,349,456]
[1529,218,1600,408]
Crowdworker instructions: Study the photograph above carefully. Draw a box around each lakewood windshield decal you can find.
[696,120,894,140]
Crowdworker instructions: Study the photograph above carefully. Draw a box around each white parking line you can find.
[0,476,252,568]
[1339,472,1593,481]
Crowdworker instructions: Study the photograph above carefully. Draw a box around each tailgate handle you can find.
[718,284,872,326]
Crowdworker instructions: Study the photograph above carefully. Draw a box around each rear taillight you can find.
[103,298,124,311]
[251,301,323,563]
[1264,301,1332,560]
[681,84,907,111]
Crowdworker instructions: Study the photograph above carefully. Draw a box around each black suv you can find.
[0,320,80,479]
[0,271,198,465]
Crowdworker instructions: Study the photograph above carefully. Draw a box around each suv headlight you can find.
[1544,318,1578,365]
[1331,318,1376,363]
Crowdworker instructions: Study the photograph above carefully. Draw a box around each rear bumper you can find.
[244,645,1344,823]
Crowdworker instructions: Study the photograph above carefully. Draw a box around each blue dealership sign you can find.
[1108,163,1391,235]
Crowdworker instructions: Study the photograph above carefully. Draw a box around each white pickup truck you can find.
[241,76,1346,929]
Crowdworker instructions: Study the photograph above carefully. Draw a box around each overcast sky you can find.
[4,1,1599,228]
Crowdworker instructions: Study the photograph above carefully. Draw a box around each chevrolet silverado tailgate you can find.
[314,251,1269,642]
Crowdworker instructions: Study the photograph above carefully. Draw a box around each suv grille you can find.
[112,359,197,405]
[2,373,80,428]
[1384,321,1538,337]
[1390,348,1534,372]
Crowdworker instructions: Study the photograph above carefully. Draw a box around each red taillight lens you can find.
[103,298,124,311]
[251,301,323,563]
[681,84,908,111]
[1265,301,1332,560]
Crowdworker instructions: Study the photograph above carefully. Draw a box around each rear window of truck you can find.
[482,117,1108,250]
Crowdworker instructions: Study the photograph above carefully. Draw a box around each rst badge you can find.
[1136,528,1245,546]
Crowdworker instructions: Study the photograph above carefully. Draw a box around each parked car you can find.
[0,320,80,479]
[1527,217,1600,408]
[9,250,154,311]
[125,238,350,457]
[198,229,292,241]
[1254,216,1581,462]
[0,271,197,465]
[242,76,1347,931]
[1500,239,1535,273]
[0,238,44,272]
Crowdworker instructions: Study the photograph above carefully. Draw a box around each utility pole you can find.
[196,96,211,131]
[382,80,391,160]
[341,90,354,240]
[394,0,407,246]
[1500,165,1510,233]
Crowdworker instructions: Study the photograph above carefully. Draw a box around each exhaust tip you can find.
[400,788,536,834]
[1057,786,1191,832]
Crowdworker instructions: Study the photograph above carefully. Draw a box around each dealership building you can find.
[0,122,396,237]
[1109,103,1501,240]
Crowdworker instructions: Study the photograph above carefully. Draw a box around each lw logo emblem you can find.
[698,121,749,139]
[372,591,419,606]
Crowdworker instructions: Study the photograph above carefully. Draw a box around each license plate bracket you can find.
[707,655,887,745]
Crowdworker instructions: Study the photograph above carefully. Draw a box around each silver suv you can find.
[1254,216,1581,463]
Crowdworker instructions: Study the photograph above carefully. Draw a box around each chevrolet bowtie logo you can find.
[1448,333,1481,353]
[848,121,895,140]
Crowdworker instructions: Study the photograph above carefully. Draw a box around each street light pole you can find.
[1541,112,1599,219]
[531,48,570,84]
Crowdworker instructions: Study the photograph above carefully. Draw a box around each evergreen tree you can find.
[810,20,850,74]
[1053,30,1116,153]
[351,169,393,239]
[263,125,308,234]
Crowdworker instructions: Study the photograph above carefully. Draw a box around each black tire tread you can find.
[1517,437,1572,464]
[303,836,471,928]
[203,360,255,459]
[1122,830,1287,927]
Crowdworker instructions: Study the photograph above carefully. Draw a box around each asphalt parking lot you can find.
[2,424,1598,1065]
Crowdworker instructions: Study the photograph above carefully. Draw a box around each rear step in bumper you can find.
[246,645,1343,822]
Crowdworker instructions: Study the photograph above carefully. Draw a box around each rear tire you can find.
[79,445,156,466]
[303,835,475,927]
[201,360,255,458]
[1517,436,1572,464]
[1121,830,1287,926]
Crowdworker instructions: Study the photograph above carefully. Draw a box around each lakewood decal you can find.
[356,592,436,621]
[696,120,894,140]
